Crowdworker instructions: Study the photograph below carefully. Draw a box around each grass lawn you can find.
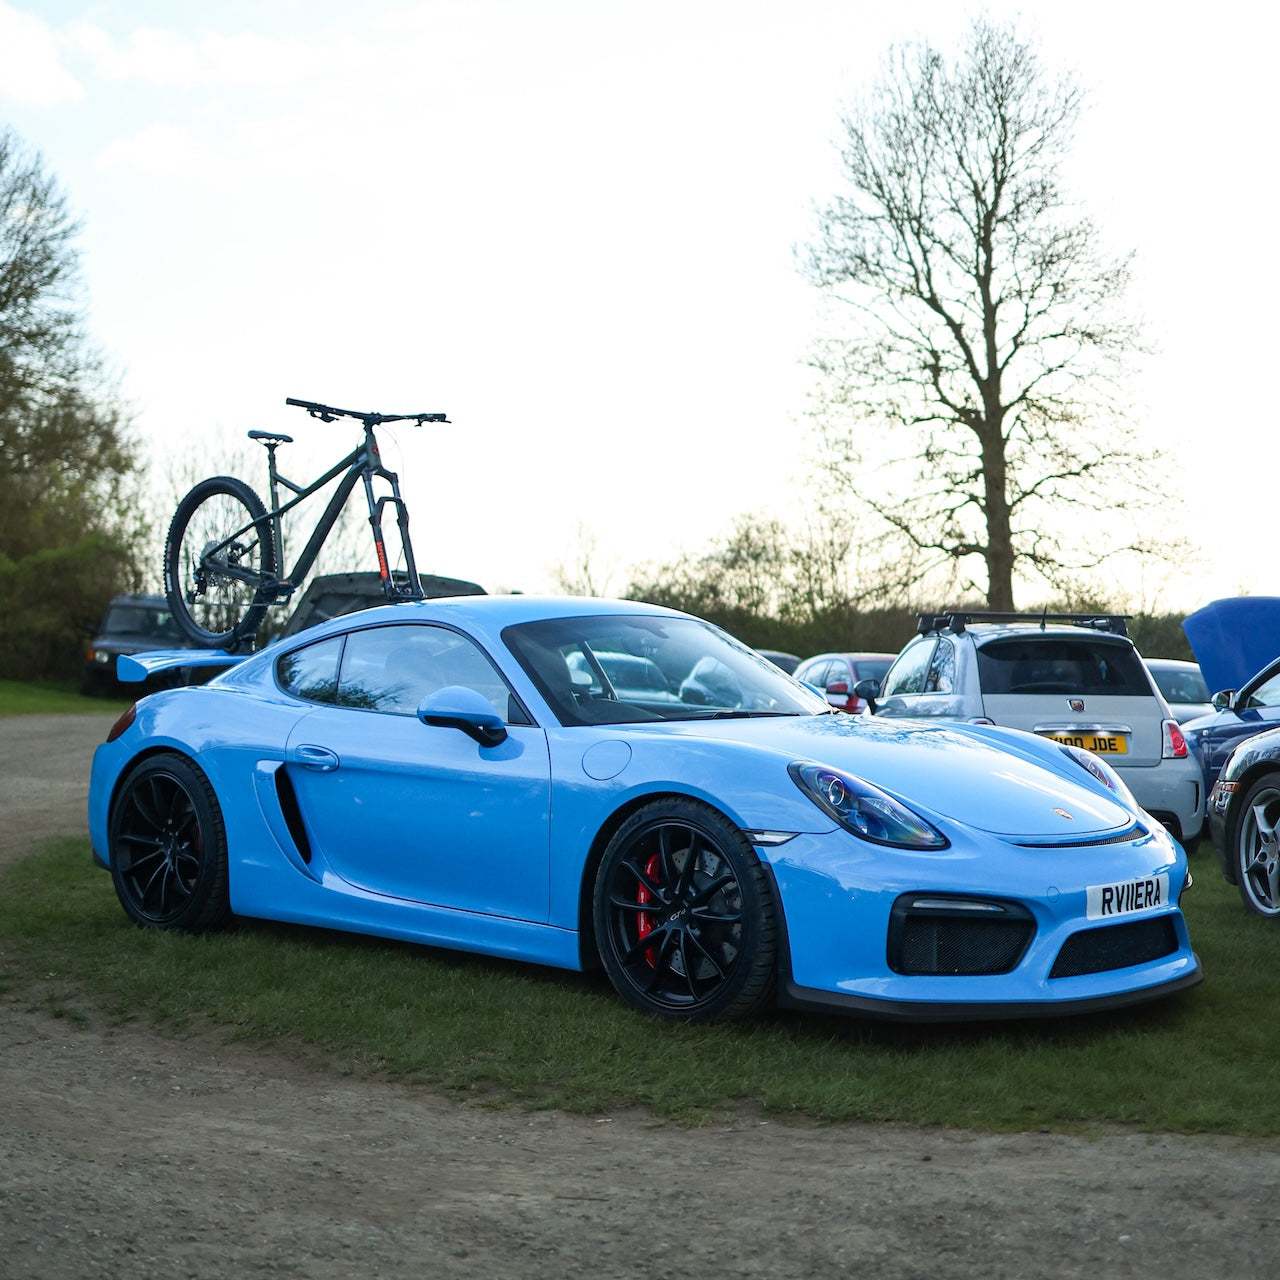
[2,835,1277,1133]
[0,679,132,717]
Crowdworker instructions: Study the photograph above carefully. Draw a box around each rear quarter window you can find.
[977,638,1151,696]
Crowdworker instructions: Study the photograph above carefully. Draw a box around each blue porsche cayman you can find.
[88,595,1201,1023]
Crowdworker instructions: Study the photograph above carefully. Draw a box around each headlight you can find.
[788,761,948,849]
[1061,744,1136,805]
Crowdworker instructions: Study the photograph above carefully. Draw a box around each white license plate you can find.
[1086,873,1170,920]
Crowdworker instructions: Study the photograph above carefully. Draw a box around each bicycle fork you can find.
[362,466,424,600]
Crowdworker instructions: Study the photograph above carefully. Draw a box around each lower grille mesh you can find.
[1049,916,1178,978]
[890,904,1034,976]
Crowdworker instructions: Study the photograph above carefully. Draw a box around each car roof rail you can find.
[916,610,1131,638]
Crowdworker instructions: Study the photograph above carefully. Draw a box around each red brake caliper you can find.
[636,853,660,966]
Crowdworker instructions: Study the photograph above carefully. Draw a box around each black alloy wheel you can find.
[109,753,232,931]
[1235,773,1280,919]
[593,797,777,1022]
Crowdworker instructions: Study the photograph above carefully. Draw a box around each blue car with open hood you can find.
[88,595,1201,1023]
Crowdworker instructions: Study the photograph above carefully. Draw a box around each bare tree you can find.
[801,19,1163,611]
[550,523,619,597]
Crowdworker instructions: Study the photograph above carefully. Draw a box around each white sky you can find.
[0,1,1274,605]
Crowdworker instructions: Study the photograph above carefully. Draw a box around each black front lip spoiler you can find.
[777,957,1204,1023]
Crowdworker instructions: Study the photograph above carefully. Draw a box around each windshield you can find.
[1150,664,1210,705]
[101,603,184,640]
[503,614,828,726]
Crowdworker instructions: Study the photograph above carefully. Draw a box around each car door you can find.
[280,623,552,922]
[1193,663,1280,787]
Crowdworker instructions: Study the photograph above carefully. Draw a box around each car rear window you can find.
[977,637,1151,697]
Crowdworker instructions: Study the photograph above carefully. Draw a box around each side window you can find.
[335,625,523,720]
[925,637,956,693]
[828,660,853,689]
[799,659,831,690]
[277,635,344,703]
[880,640,937,697]
[1245,670,1280,710]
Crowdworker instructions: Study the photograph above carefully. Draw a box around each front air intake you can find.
[888,896,1035,976]
[1049,916,1178,978]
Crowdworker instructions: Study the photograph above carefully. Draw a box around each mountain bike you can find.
[163,397,448,649]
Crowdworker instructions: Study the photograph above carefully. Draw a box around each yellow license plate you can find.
[1043,732,1128,755]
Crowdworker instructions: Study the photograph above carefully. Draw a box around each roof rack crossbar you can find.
[916,610,1130,638]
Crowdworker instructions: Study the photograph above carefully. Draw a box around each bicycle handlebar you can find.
[285,397,449,426]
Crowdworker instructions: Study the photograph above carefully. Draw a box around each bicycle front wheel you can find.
[164,476,277,648]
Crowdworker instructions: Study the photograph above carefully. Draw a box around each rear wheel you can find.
[593,798,777,1022]
[164,476,276,648]
[1235,774,1280,918]
[108,753,231,931]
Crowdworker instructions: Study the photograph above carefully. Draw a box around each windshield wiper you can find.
[703,709,797,719]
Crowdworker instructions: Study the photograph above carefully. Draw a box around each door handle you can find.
[292,744,340,772]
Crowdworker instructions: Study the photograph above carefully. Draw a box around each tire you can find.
[593,797,777,1022]
[1234,773,1280,918]
[108,753,232,931]
[164,476,276,648]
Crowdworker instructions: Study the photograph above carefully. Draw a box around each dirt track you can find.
[2,713,1279,1279]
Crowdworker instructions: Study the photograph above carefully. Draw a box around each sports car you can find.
[89,595,1202,1023]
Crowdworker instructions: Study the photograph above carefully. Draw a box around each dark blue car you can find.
[1181,597,1280,799]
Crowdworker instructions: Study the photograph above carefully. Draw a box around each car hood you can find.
[1183,597,1280,696]
[647,713,1135,840]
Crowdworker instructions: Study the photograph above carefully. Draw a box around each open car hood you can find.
[1182,597,1280,696]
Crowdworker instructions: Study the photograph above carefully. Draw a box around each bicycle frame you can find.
[259,423,423,605]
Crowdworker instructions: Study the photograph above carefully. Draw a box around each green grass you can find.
[2,837,1278,1132]
[0,679,131,717]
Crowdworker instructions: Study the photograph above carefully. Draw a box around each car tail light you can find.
[105,704,137,743]
[1162,718,1188,759]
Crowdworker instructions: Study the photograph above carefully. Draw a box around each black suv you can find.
[81,594,195,696]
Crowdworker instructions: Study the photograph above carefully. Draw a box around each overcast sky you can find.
[1,1,1274,606]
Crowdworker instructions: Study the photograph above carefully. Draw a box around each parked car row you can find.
[782,596,1280,929]
[845,611,1204,856]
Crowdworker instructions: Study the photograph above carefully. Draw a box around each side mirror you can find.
[853,678,880,715]
[1212,689,1234,711]
[825,680,850,696]
[417,685,508,747]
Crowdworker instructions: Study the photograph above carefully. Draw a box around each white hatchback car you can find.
[860,612,1205,854]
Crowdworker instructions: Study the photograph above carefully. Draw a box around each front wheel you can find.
[1235,773,1280,918]
[593,798,777,1022]
[108,753,232,931]
[164,476,277,648]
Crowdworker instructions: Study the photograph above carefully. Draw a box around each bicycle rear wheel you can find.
[164,476,277,648]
